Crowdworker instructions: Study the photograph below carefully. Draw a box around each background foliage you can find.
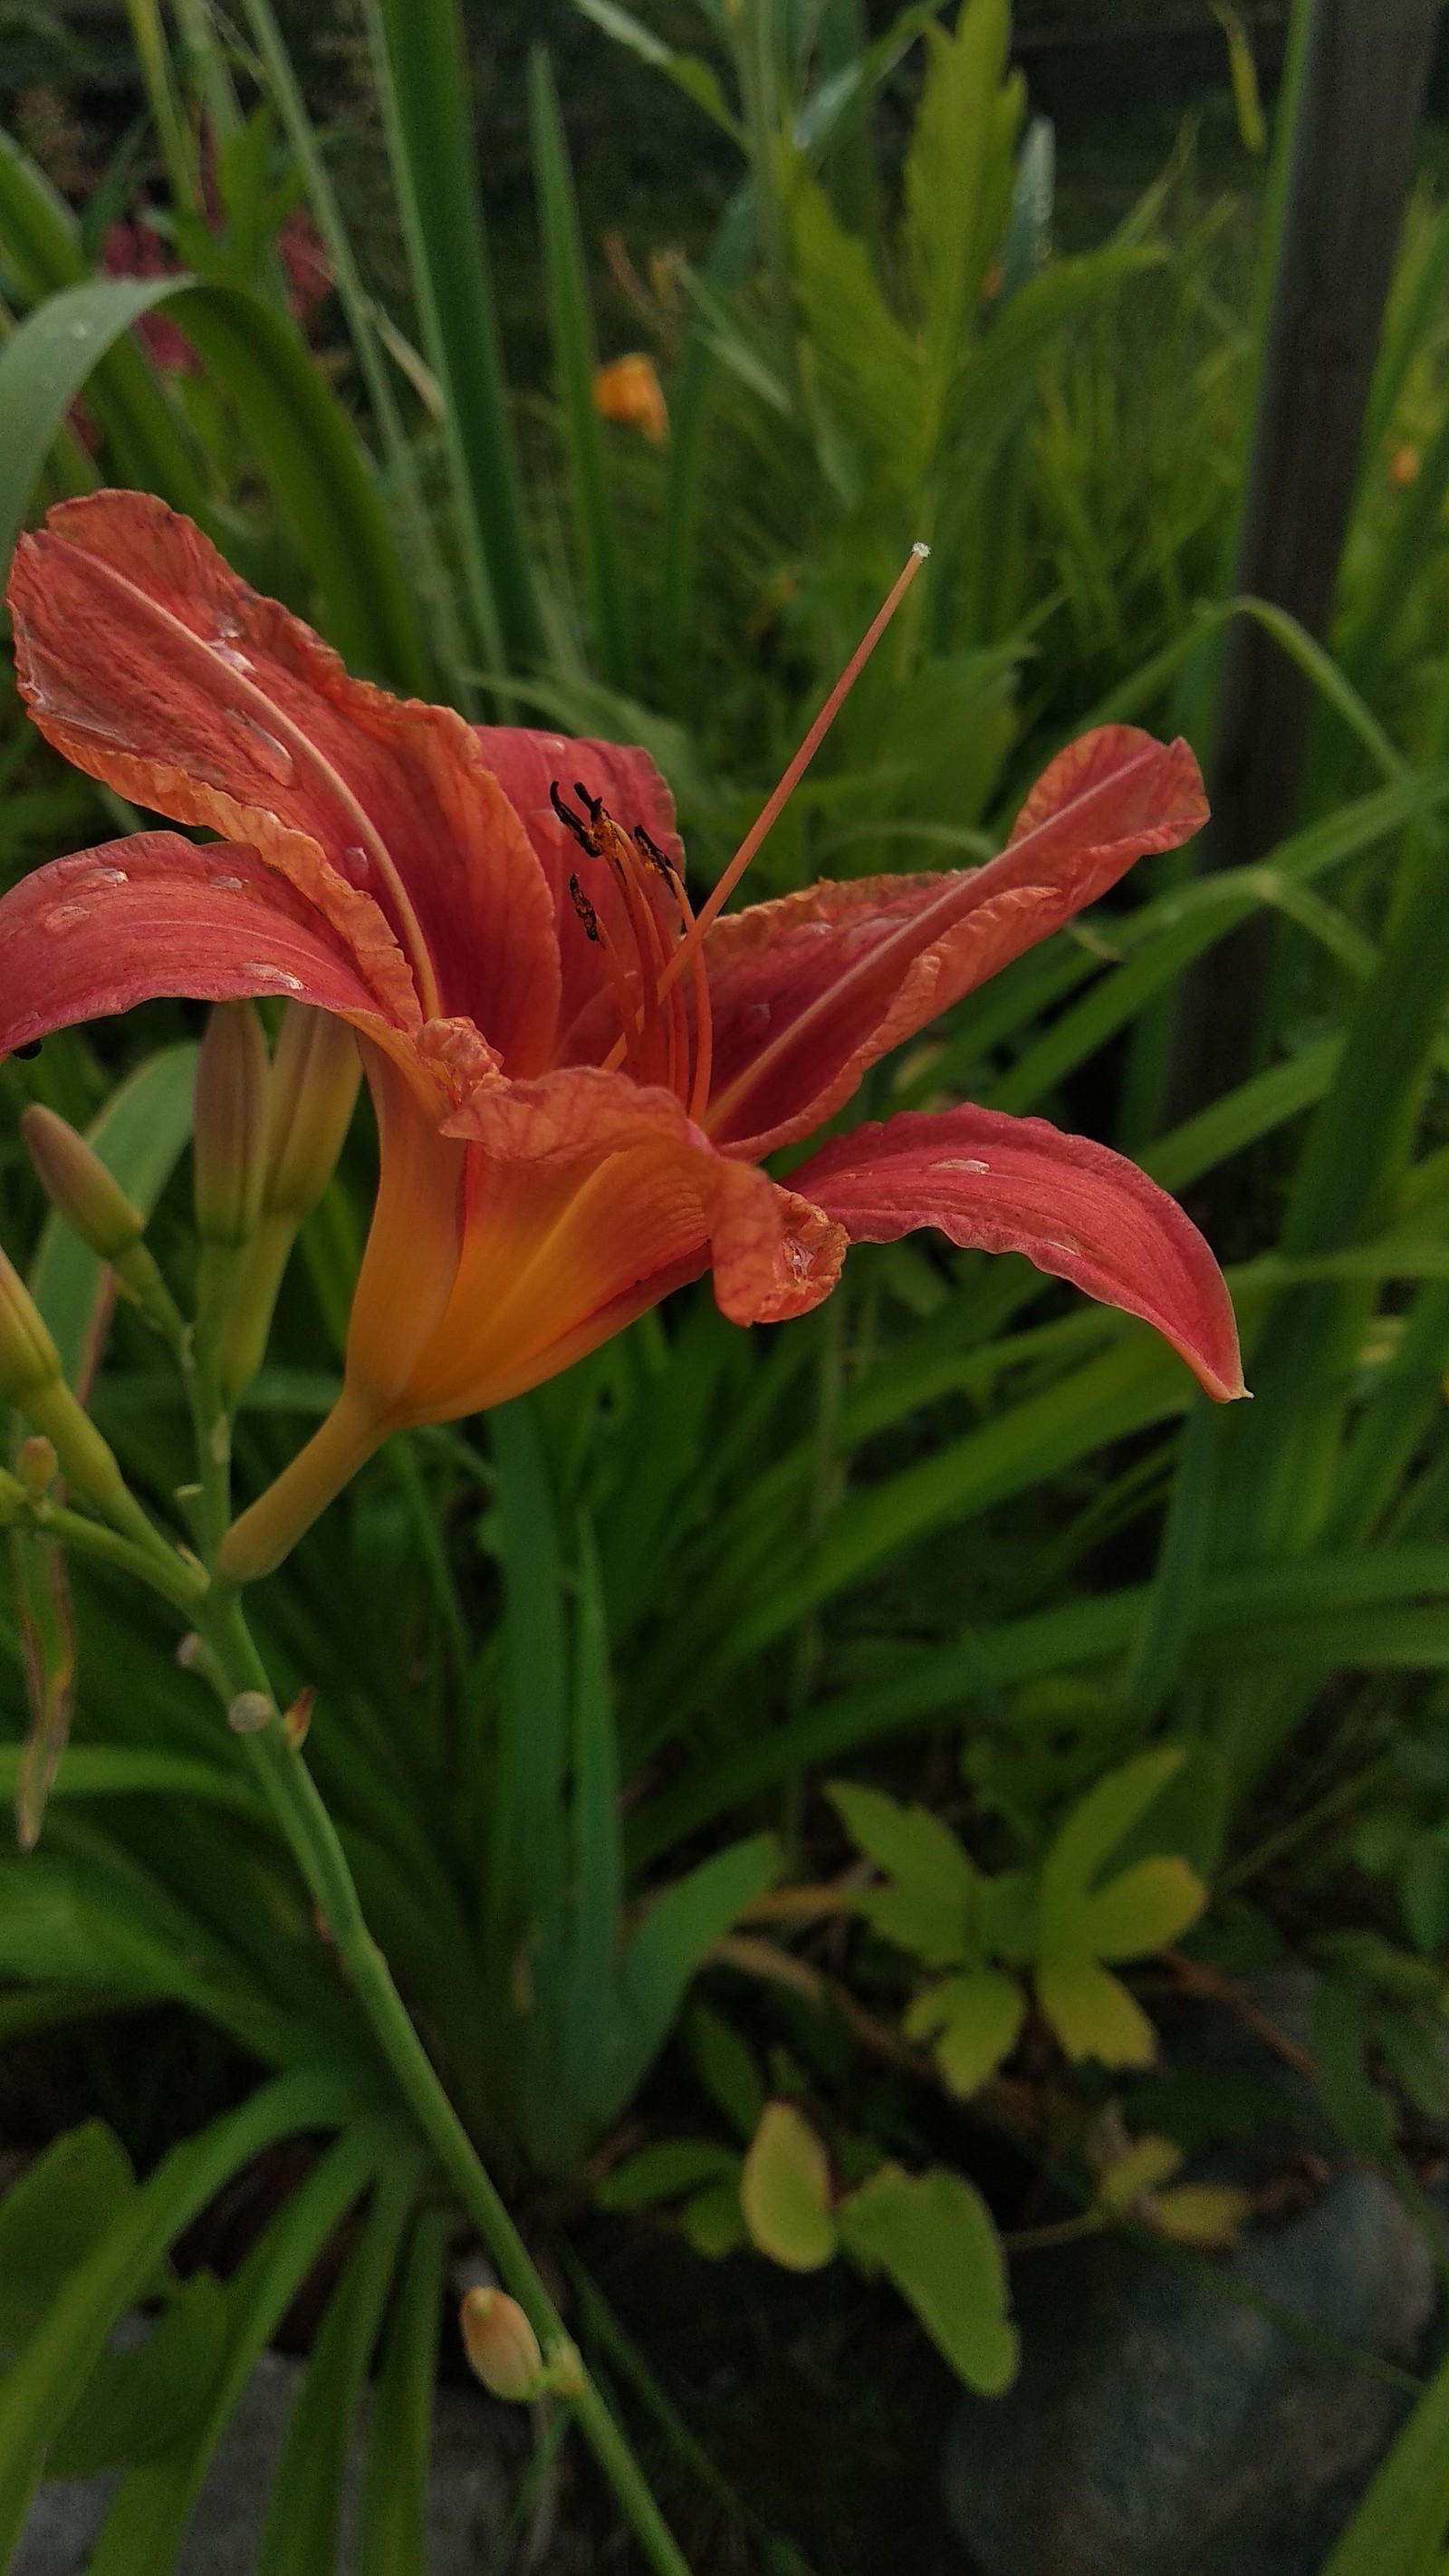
[4,0,1449,2567]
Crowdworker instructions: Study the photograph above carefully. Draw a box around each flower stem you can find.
[215,1385,384,1581]
[1,1486,207,1618]
[200,1590,692,2576]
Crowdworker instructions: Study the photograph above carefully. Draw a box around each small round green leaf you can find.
[739,2102,837,2272]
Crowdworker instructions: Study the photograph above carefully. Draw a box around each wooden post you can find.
[1159,0,1439,1129]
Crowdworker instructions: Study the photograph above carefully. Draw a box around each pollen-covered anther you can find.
[567,875,600,944]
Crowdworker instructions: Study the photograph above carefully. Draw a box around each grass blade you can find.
[362,0,546,670]
[235,0,475,705]
[0,2071,363,2559]
[529,47,635,692]
[255,2158,419,2576]
[358,2211,447,2576]
[86,2123,397,2575]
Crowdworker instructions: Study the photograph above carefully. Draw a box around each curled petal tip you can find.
[791,1103,1244,1405]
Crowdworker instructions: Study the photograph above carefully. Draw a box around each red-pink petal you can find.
[7,493,561,1068]
[471,725,686,1058]
[791,1104,1245,1402]
[441,1062,844,1336]
[702,727,1207,1158]
[0,835,392,1058]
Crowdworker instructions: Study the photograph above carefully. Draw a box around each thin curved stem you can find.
[2,1490,206,1618]
[198,1588,692,2576]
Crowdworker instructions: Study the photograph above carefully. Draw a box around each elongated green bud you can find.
[264,1007,360,1223]
[0,1249,147,1530]
[20,1105,145,1263]
[193,1002,269,1251]
[0,1247,62,1407]
[20,1105,184,1354]
[218,1008,360,1404]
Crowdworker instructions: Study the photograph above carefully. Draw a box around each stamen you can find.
[551,779,595,850]
[579,877,649,1075]
[650,851,715,1124]
[568,875,600,942]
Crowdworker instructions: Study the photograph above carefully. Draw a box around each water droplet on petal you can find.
[223,709,295,785]
[932,1157,991,1175]
[206,872,245,894]
[239,960,304,992]
[80,867,129,889]
[211,642,254,676]
[341,844,371,886]
[42,904,91,934]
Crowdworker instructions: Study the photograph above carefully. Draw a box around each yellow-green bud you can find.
[217,1009,360,1405]
[0,1247,62,1407]
[193,1002,269,1250]
[226,1690,273,1734]
[16,1436,58,1499]
[264,1007,360,1221]
[20,1105,145,1264]
[0,1261,152,1542]
[458,2289,545,2402]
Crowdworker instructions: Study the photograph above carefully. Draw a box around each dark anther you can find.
[549,779,592,850]
[14,1042,41,1061]
[568,874,600,943]
[573,782,604,824]
[633,824,675,880]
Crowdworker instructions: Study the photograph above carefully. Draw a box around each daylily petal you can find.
[423,1065,843,1406]
[792,1103,1245,1402]
[701,726,1207,1158]
[7,493,561,1066]
[343,1045,467,1419]
[0,833,394,1058]
[471,725,686,1057]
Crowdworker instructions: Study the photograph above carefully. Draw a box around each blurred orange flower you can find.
[592,353,668,445]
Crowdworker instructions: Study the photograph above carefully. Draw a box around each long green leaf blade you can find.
[363,0,545,668]
[529,47,635,691]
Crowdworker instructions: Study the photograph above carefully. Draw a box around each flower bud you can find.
[0,1254,138,1522]
[0,1247,62,1407]
[217,1008,360,1405]
[592,352,668,445]
[15,1437,58,1500]
[193,1002,269,1250]
[20,1105,145,1264]
[264,1006,360,1223]
[459,2289,545,2402]
[226,1690,273,1734]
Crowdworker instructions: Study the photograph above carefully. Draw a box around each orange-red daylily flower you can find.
[0,494,1243,1578]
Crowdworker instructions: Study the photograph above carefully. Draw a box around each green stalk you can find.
[2,1489,206,1619]
[529,48,635,693]
[236,0,476,709]
[198,1588,692,2576]
[168,0,243,148]
[123,0,199,216]
[732,0,802,416]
